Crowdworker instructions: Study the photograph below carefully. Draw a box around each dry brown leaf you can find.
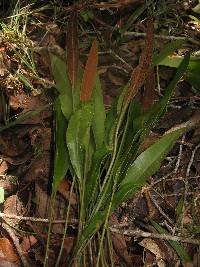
[28,127,52,151]
[0,48,11,76]
[66,10,79,90]
[64,236,75,255]
[58,179,77,205]
[142,68,156,111]
[0,238,20,265]
[139,238,166,267]
[3,195,24,224]
[110,214,132,266]
[21,236,38,253]
[125,18,154,105]
[108,71,124,86]
[80,39,98,102]
[0,160,8,175]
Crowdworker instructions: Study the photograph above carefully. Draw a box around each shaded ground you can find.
[0,1,200,266]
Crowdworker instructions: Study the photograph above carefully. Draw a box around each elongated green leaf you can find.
[92,76,106,148]
[112,127,186,209]
[119,4,147,35]
[73,210,106,259]
[66,103,94,180]
[0,104,50,132]
[17,73,36,91]
[74,127,187,260]
[150,219,191,263]
[72,69,83,112]
[158,55,200,90]
[152,40,185,66]
[52,98,69,192]
[133,53,190,137]
[84,146,109,208]
[50,53,72,120]
[66,110,83,180]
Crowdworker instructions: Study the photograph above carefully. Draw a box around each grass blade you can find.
[152,39,185,66]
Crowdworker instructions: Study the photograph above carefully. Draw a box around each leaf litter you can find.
[0,1,199,266]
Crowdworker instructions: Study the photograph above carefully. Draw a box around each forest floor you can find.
[0,1,200,266]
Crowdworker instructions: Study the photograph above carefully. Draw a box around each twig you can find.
[182,143,200,229]
[148,190,174,225]
[109,226,200,245]
[174,134,185,172]
[0,212,78,224]
[186,143,200,178]
[110,49,133,71]
[124,32,200,46]
[2,222,30,267]
[63,1,140,13]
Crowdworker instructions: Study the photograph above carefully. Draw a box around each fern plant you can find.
[46,18,191,267]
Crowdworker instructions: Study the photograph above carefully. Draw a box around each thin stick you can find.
[109,227,200,245]
[2,222,31,267]
[0,212,78,224]
[174,134,185,172]
[124,32,200,45]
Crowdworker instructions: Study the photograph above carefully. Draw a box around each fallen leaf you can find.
[58,179,77,205]
[21,236,38,253]
[0,238,20,264]
[28,127,52,151]
[3,195,24,224]
[110,214,132,266]
[64,236,75,255]
[139,238,166,267]
[0,161,8,175]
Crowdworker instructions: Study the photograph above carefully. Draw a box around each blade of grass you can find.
[152,39,185,66]
[50,53,72,120]
[0,104,50,132]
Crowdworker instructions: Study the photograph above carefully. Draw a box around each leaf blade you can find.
[50,53,73,120]
[113,127,186,209]
[52,98,69,192]
[92,76,106,148]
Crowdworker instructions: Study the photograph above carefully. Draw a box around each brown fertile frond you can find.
[125,18,154,105]
[80,39,98,102]
[66,10,79,90]
[142,68,156,111]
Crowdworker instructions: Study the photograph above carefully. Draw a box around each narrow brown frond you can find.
[80,39,98,102]
[125,18,154,105]
[142,68,156,111]
[66,10,79,90]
